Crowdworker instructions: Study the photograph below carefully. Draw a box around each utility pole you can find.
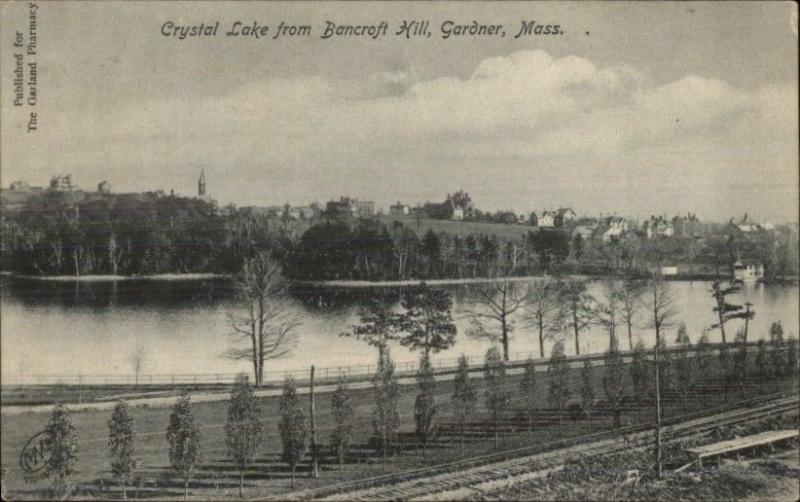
[654,340,663,478]
[743,302,753,344]
[310,365,319,478]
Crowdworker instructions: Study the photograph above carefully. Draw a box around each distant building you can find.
[287,206,316,220]
[326,197,374,218]
[389,202,411,217]
[554,208,577,227]
[644,216,674,239]
[732,214,774,233]
[495,211,517,224]
[451,204,464,221]
[198,170,207,197]
[9,180,31,192]
[49,174,77,192]
[733,260,764,282]
[538,211,555,228]
[356,200,375,217]
[603,226,624,243]
[601,216,629,242]
[661,266,679,276]
[672,213,702,238]
[1,180,44,211]
[97,180,112,193]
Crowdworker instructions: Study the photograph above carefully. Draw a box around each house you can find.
[602,216,629,242]
[389,202,411,217]
[266,205,285,218]
[554,207,577,227]
[9,180,31,192]
[49,174,77,192]
[326,197,373,218]
[735,213,755,233]
[97,181,112,194]
[355,200,375,217]
[445,190,473,218]
[672,213,702,238]
[1,181,44,212]
[733,260,764,282]
[603,226,625,243]
[423,200,463,220]
[495,211,517,224]
[644,216,674,239]
[661,266,679,276]
[538,211,555,228]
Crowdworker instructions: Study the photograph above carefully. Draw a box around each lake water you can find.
[1,276,798,381]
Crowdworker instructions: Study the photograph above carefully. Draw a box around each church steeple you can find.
[198,170,206,197]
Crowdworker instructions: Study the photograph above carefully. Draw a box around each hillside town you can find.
[2,172,797,284]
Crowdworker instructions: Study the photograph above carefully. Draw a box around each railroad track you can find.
[262,391,799,501]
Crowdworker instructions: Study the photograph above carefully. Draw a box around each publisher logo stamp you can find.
[19,430,55,473]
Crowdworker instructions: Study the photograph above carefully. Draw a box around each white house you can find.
[660,265,679,276]
[538,211,555,227]
[644,217,674,239]
[733,260,764,282]
[603,226,625,243]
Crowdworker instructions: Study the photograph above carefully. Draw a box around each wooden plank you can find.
[686,430,798,458]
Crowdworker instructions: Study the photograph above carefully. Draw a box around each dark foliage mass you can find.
[3,191,797,282]
[1,192,294,276]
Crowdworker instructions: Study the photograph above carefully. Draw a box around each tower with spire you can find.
[198,170,206,197]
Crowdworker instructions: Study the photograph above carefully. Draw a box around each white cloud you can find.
[6,50,797,220]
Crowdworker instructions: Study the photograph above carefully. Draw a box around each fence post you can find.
[310,365,319,478]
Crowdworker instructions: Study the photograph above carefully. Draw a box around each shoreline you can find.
[2,271,795,287]
[292,275,560,288]
[0,271,226,282]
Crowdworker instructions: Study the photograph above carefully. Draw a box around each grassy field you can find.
[2,357,797,500]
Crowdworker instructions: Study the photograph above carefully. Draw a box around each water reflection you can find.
[1,276,797,379]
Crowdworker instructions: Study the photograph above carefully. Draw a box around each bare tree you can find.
[619,277,645,351]
[391,226,418,280]
[522,279,563,359]
[642,269,678,479]
[227,252,300,387]
[558,278,597,356]
[597,279,624,351]
[465,279,527,361]
[131,343,148,388]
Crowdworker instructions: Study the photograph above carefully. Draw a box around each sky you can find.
[1,1,798,222]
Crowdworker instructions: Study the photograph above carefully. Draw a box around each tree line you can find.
[5,192,794,280]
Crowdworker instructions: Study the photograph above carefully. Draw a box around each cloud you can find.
[6,50,797,220]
